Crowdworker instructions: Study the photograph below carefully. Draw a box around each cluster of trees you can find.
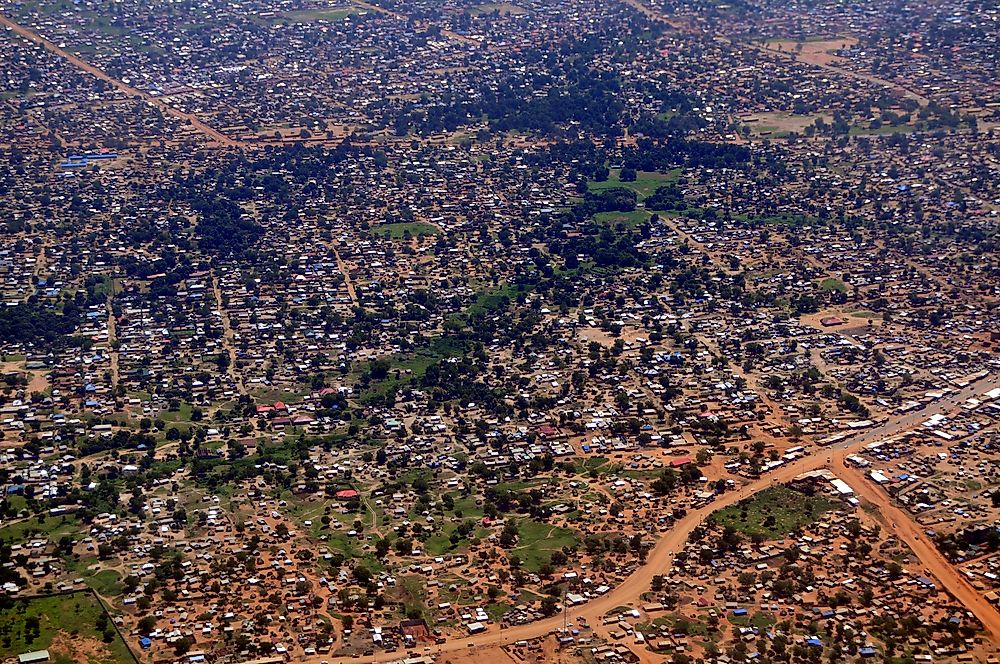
[558,226,649,270]
[645,183,687,212]
[624,137,751,171]
[0,303,78,347]
[650,464,704,495]
[191,194,263,258]
[79,429,156,457]
[396,67,625,137]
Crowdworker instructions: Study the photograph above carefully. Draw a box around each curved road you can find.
[313,375,998,661]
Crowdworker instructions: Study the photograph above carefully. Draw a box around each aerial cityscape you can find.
[0,0,998,662]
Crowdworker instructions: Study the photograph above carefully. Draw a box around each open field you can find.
[513,520,578,572]
[763,36,858,66]
[370,221,440,239]
[819,277,847,293]
[264,6,361,23]
[588,168,682,201]
[593,209,651,228]
[708,486,841,539]
[741,111,831,137]
[0,592,134,664]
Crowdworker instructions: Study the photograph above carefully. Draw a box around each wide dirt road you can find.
[0,13,239,147]
[317,375,998,661]
[833,462,1000,643]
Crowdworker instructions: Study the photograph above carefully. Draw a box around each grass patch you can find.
[588,169,682,202]
[513,521,578,573]
[358,336,466,404]
[465,283,522,318]
[709,486,840,540]
[0,515,79,545]
[593,210,651,229]
[0,592,133,664]
[249,386,312,405]
[819,277,847,293]
[575,457,609,474]
[485,602,512,621]
[266,6,360,23]
[397,574,428,619]
[85,570,122,597]
[371,221,440,240]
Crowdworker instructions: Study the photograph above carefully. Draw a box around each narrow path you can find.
[360,493,381,538]
[0,13,240,147]
[106,292,119,391]
[349,0,480,45]
[27,242,47,301]
[331,245,358,306]
[211,273,246,395]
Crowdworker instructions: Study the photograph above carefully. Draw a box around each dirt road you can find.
[106,293,119,390]
[331,245,359,306]
[832,462,1000,644]
[349,0,479,46]
[751,42,929,107]
[314,374,997,661]
[212,273,246,395]
[0,13,239,147]
[617,0,929,107]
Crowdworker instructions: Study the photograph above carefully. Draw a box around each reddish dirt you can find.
[48,631,115,664]
[310,375,999,663]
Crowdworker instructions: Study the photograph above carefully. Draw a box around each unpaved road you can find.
[211,273,246,394]
[0,13,240,147]
[833,461,1000,642]
[618,0,929,107]
[331,245,358,306]
[314,375,998,661]
[106,293,119,390]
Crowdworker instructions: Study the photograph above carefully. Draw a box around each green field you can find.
[0,592,134,664]
[85,570,123,597]
[513,520,578,572]
[371,221,440,239]
[0,515,79,546]
[357,336,465,403]
[588,168,682,201]
[709,486,840,539]
[819,277,847,293]
[267,6,360,23]
[593,209,651,229]
[463,283,523,319]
